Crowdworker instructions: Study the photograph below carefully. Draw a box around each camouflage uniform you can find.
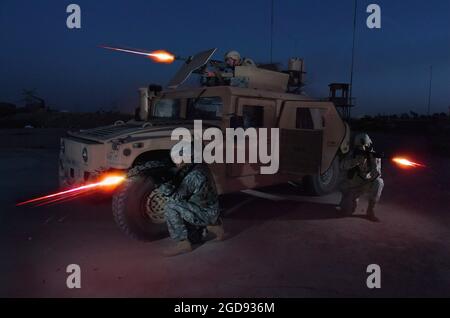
[339,150,384,215]
[160,164,220,242]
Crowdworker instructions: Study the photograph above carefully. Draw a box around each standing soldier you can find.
[159,162,224,257]
[223,50,256,68]
[203,50,256,83]
[339,133,384,222]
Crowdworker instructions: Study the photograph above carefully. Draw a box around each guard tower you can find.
[328,83,354,120]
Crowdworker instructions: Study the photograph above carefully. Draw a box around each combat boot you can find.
[163,240,192,257]
[339,193,358,216]
[366,201,380,222]
[207,220,225,241]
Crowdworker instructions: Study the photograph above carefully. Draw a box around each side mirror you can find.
[148,84,162,94]
[229,115,244,128]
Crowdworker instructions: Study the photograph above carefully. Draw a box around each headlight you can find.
[82,147,88,162]
[60,140,65,154]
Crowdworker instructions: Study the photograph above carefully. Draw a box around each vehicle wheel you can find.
[112,161,170,241]
[303,158,341,196]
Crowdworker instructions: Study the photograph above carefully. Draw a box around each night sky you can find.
[1,0,449,116]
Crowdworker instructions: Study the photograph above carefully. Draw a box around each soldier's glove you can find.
[352,155,367,169]
[157,182,176,197]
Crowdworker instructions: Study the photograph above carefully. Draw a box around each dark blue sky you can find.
[1,0,449,116]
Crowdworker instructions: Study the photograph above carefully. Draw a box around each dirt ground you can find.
[1,130,449,297]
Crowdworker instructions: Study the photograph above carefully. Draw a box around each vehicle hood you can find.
[67,119,219,143]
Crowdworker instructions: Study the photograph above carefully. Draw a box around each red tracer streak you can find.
[100,45,175,63]
[16,174,125,207]
[392,157,426,169]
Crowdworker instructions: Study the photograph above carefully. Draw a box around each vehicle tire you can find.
[303,158,341,196]
[112,161,170,241]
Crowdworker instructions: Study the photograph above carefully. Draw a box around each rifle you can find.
[353,147,385,159]
[347,148,384,180]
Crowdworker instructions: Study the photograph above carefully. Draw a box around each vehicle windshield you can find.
[186,96,223,120]
[151,99,181,118]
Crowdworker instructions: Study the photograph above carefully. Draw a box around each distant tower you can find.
[328,83,354,120]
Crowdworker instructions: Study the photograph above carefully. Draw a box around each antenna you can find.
[427,65,433,116]
[270,0,274,63]
[349,0,358,118]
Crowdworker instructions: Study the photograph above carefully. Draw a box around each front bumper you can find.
[58,136,110,188]
[58,158,104,188]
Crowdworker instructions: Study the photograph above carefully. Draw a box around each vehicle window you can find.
[152,99,181,118]
[243,106,264,128]
[296,108,314,129]
[187,96,223,120]
[310,108,325,128]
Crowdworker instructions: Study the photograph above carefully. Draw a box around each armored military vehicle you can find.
[59,48,350,240]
